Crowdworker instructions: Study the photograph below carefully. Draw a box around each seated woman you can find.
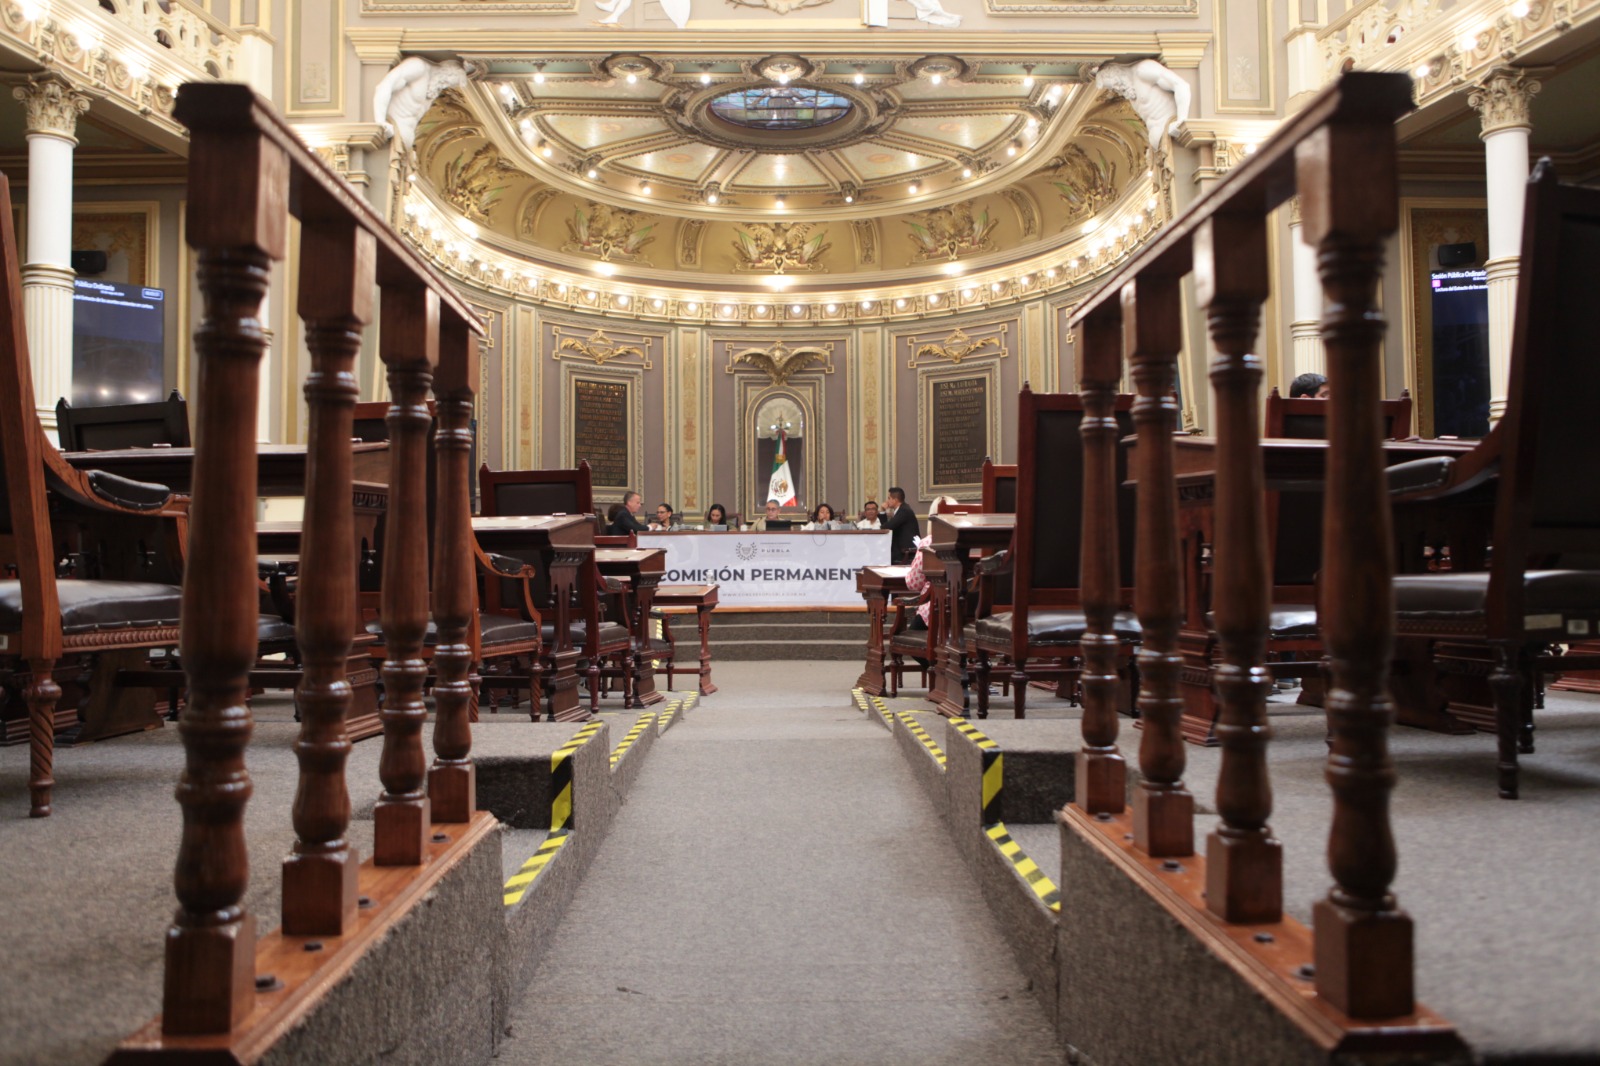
[802,502,848,531]
[704,502,729,530]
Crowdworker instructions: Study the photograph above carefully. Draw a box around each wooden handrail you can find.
[154,82,484,1042]
[1070,70,1423,1024]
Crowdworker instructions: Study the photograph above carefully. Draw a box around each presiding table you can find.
[855,565,911,696]
[63,441,390,494]
[471,515,596,721]
[928,514,1016,717]
[638,529,889,608]
[595,547,668,706]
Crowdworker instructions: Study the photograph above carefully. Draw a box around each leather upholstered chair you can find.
[1387,162,1600,798]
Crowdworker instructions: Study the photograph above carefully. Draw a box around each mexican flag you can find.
[767,429,797,506]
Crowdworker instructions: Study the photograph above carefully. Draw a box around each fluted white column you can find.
[1469,68,1540,423]
[1287,196,1324,379]
[13,75,89,436]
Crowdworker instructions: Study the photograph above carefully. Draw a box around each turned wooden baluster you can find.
[282,219,375,935]
[1073,309,1126,813]
[374,286,439,864]
[428,313,479,823]
[1195,211,1281,923]
[163,128,288,1034]
[1123,274,1194,857]
[1298,121,1413,1018]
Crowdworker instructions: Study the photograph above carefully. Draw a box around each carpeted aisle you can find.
[496,660,1065,1066]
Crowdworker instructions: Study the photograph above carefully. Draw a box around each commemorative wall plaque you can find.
[573,378,630,487]
[930,375,989,487]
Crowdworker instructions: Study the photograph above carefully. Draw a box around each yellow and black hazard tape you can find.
[503,831,569,907]
[986,823,1062,912]
[868,694,896,729]
[897,711,946,766]
[502,718,606,908]
[657,698,681,730]
[951,718,1003,826]
[610,711,656,768]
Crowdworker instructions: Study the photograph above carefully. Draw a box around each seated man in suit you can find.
[857,499,885,530]
[609,490,651,536]
[751,499,783,531]
[883,486,920,564]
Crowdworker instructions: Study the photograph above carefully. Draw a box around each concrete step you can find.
[710,621,870,642]
[711,639,862,661]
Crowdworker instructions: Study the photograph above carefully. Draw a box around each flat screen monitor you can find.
[72,280,164,408]
[1429,268,1490,437]
[764,519,796,531]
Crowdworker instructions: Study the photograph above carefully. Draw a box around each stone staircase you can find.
[701,610,869,661]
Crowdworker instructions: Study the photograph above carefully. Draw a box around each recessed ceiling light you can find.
[755,304,768,314]
[991,282,1002,293]
[931,73,943,85]
[533,65,546,85]
[686,301,699,312]
[843,194,854,204]
[626,73,638,84]
[861,299,874,310]
[617,294,630,306]
[541,144,553,158]
[895,298,907,308]
[775,196,786,209]
[707,191,720,204]
[909,182,919,194]
[587,167,599,179]
[853,70,865,85]
[928,293,940,305]
[961,167,973,178]
[1006,143,1018,157]
[826,303,837,313]
[721,303,735,315]
[641,182,652,194]
[652,298,664,309]
[791,304,803,314]
[1022,74,1034,89]
[701,71,712,85]
[962,287,975,298]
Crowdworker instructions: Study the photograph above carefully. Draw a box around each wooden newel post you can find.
[282,219,376,936]
[1195,210,1282,924]
[1298,119,1414,1019]
[374,286,439,865]
[1123,273,1194,857]
[163,117,289,1034]
[429,313,480,823]
[1074,310,1126,813]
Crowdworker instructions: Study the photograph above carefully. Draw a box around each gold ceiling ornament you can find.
[906,200,998,262]
[562,201,657,264]
[558,328,647,366]
[731,221,832,273]
[442,143,517,223]
[914,327,998,365]
[731,340,829,386]
[1049,143,1118,227]
[729,0,834,16]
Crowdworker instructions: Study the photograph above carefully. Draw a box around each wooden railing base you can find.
[1133,786,1194,858]
[114,812,496,1064]
[1073,750,1126,814]
[373,796,432,866]
[1058,805,1462,1060]
[428,760,477,823]
[160,917,257,1037]
[280,850,360,938]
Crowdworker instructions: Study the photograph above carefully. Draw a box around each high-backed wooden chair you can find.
[1390,161,1600,798]
[969,387,1140,717]
[55,390,191,451]
[980,459,1017,514]
[0,174,190,817]
[1264,386,1413,440]
[477,462,632,715]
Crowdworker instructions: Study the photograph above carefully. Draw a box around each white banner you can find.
[637,530,891,608]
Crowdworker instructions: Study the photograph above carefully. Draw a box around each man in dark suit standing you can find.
[883,486,920,564]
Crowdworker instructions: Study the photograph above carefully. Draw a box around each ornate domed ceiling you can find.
[399,50,1169,303]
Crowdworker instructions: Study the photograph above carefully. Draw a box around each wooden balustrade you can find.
[151,82,485,1044]
[1067,71,1432,1028]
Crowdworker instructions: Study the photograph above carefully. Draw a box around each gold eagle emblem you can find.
[914,327,998,365]
[731,340,828,386]
[558,329,645,366]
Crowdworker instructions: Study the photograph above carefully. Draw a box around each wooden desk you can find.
[653,584,719,695]
[1131,436,1480,742]
[855,565,910,696]
[596,547,667,706]
[929,514,1015,717]
[63,441,390,495]
[471,515,595,721]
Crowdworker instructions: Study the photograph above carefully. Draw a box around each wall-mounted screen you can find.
[72,279,164,408]
[1429,268,1489,438]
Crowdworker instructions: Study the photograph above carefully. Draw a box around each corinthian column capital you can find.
[1468,67,1541,137]
[13,74,91,142]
